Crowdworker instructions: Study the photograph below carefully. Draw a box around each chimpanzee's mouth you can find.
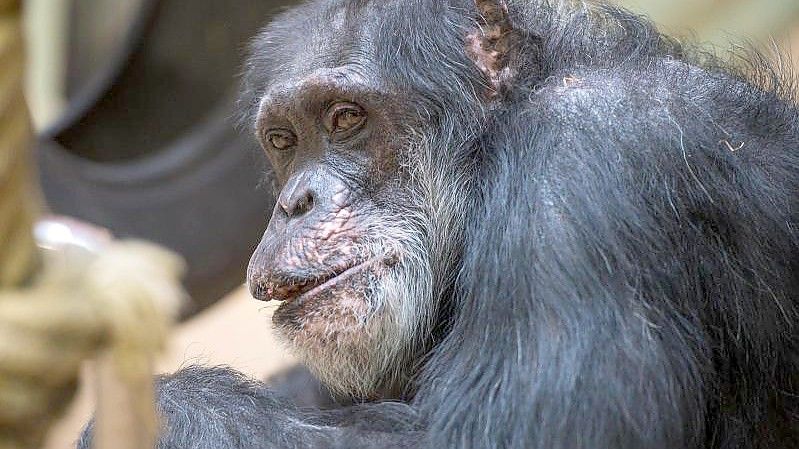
[297,262,370,302]
[271,261,364,302]
[271,255,393,306]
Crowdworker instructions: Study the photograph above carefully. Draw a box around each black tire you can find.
[37,105,269,314]
[35,0,294,314]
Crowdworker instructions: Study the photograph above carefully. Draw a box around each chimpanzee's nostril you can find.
[295,192,314,216]
[278,187,315,219]
[248,277,269,302]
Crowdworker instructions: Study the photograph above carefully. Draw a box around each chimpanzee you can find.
[80,0,799,448]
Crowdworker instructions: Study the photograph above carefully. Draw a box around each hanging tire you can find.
[35,0,295,314]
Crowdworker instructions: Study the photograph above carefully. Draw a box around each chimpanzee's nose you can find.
[277,173,316,219]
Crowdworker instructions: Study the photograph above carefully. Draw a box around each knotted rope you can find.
[0,238,184,449]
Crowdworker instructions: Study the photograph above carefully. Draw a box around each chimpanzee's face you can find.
[249,67,400,311]
[246,63,439,396]
[243,0,485,397]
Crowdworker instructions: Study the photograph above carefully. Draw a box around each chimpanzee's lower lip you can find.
[281,258,379,306]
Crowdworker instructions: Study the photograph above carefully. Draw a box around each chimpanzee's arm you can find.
[78,366,423,449]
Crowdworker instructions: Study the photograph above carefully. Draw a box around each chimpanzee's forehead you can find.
[256,1,389,80]
[251,0,461,85]
[243,0,477,122]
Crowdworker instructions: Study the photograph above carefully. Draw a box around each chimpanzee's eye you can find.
[324,102,366,135]
[265,129,297,151]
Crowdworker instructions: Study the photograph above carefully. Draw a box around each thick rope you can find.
[0,241,184,449]
[0,0,39,288]
[0,3,185,448]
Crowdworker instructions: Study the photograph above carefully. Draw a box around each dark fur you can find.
[81,0,799,447]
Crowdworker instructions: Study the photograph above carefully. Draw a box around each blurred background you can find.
[18,0,799,448]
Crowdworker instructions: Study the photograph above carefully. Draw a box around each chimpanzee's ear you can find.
[466,0,521,98]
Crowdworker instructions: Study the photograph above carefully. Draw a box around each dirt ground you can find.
[43,287,295,449]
